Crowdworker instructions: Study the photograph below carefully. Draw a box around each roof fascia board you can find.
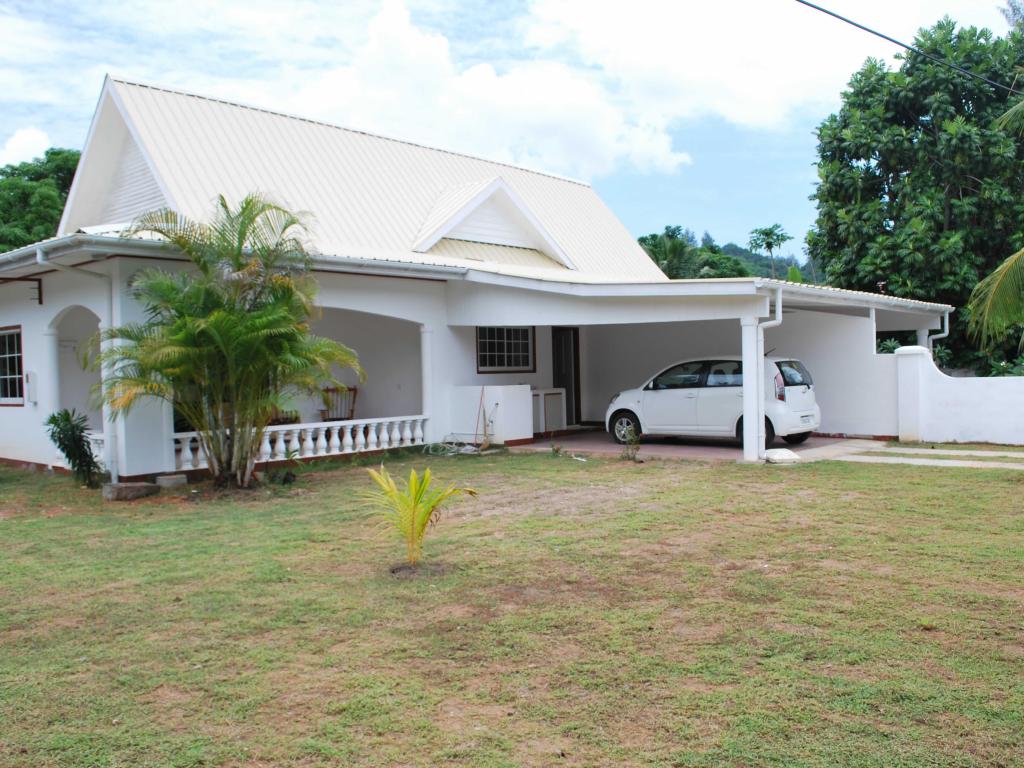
[756,279,952,314]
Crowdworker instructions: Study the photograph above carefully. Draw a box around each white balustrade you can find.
[172,415,427,471]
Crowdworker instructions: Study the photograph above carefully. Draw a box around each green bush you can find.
[45,409,102,488]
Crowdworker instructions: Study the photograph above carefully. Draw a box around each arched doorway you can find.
[52,306,102,429]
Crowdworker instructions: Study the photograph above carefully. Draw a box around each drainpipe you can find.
[755,287,784,460]
[36,248,119,482]
[926,311,950,351]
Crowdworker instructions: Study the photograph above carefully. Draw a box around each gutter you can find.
[35,247,119,483]
[928,311,951,349]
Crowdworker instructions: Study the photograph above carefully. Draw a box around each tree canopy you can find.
[0,148,80,252]
[639,227,751,279]
[807,19,1024,366]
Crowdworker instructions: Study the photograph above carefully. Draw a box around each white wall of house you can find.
[0,265,111,468]
[897,346,1024,444]
[448,325,554,389]
[290,308,422,421]
[764,310,899,438]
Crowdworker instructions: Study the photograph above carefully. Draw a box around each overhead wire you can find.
[793,0,1022,96]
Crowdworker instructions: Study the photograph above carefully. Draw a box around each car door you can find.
[640,361,706,433]
[697,360,744,434]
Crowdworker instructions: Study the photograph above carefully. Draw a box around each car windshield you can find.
[776,360,813,387]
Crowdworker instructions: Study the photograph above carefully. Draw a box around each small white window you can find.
[476,327,534,373]
[0,327,24,406]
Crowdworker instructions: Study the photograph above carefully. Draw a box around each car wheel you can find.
[735,417,775,449]
[610,411,641,445]
[782,431,811,445]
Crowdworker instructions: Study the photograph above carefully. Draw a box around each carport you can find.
[446,273,952,461]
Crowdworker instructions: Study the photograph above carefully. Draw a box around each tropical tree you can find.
[0,148,80,252]
[640,227,751,279]
[748,225,792,279]
[98,194,361,488]
[808,18,1024,367]
[364,465,476,567]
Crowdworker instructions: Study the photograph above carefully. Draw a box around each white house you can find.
[1,77,1020,480]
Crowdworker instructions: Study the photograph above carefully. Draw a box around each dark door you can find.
[551,327,581,426]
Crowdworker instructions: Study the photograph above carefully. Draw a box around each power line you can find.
[793,0,1021,95]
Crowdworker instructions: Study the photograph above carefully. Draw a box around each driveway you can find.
[511,430,855,461]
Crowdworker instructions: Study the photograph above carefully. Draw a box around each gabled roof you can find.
[58,77,666,282]
[412,177,575,270]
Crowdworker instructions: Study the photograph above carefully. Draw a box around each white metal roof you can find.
[57,77,666,283]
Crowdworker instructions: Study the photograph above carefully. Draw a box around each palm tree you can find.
[967,247,1024,350]
[99,194,361,488]
[749,224,792,279]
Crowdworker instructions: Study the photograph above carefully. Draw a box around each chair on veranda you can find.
[319,386,358,421]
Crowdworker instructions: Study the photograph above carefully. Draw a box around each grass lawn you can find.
[1,453,1022,767]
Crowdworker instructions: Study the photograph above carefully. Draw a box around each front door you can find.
[551,327,581,425]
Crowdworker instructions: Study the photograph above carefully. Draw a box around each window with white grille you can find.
[476,327,535,373]
[0,327,24,405]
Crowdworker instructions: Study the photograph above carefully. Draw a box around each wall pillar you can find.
[420,325,434,442]
[740,317,760,462]
[915,328,930,348]
[895,345,929,443]
[41,329,61,465]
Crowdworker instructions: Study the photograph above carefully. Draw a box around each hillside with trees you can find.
[640,227,807,280]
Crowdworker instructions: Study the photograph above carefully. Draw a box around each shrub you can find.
[45,409,102,488]
[364,466,476,567]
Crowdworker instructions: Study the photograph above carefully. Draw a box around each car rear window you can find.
[776,360,813,387]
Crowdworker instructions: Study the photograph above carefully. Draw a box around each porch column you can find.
[97,322,118,482]
[420,325,433,441]
[915,328,930,348]
[42,329,61,465]
[740,317,760,462]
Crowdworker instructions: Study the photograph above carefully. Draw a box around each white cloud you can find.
[0,127,51,166]
[0,0,1011,180]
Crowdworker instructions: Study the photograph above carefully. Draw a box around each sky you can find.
[0,0,1012,260]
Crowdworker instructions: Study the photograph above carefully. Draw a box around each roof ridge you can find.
[108,76,591,188]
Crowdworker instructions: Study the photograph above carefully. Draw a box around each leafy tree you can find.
[640,226,752,279]
[98,194,361,488]
[0,148,80,252]
[808,19,1024,367]
[749,224,792,278]
[786,265,804,283]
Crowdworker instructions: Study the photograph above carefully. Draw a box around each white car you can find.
[605,356,820,447]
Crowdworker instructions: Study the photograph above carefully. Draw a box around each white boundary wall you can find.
[896,346,1024,445]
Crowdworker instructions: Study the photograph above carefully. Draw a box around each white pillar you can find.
[420,325,434,440]
[42,329,60,417]
[916,328,930,348]
[740,317,760,462]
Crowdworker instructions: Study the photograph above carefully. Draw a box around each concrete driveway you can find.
[511,430,860,462]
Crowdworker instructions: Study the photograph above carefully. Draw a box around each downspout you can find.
[756,287,784,460]
[927,311,950,351]
[36,248,119,482]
